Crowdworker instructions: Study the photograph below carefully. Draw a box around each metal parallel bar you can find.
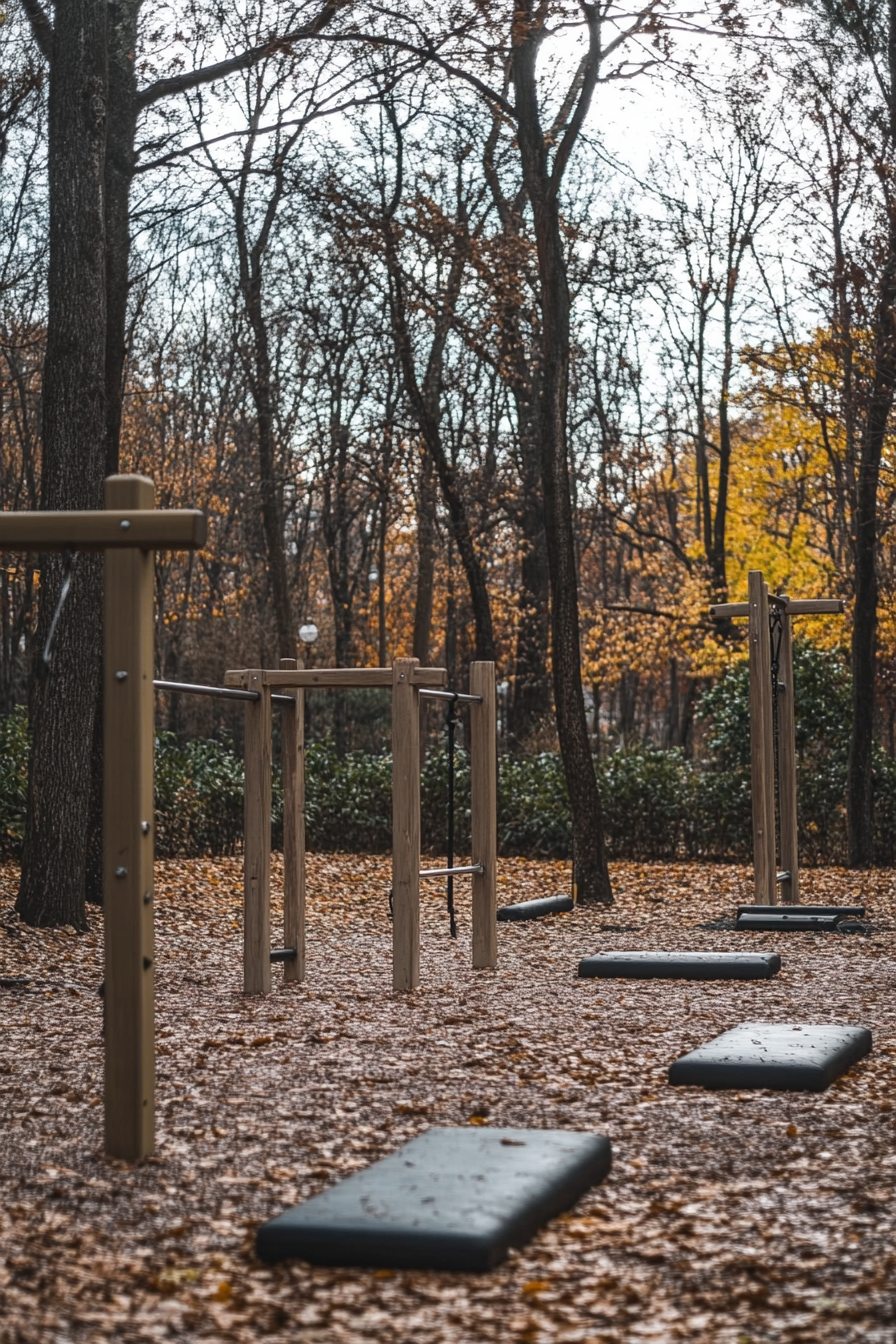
[270,948,297,963]
[419,864,484,879]
[153,679,293,706]
[419,688,482,703]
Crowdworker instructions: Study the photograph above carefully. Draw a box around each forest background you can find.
[3,0,896,921]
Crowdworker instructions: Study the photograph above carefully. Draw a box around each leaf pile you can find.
[1,857,895,1342]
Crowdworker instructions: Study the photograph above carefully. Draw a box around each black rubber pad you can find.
[498,896,575,922]
[737,912,843,932]
[578,951,780,980]
[737,905,865,917]
[256,1126,611,1270]
[669,1022,872,1092]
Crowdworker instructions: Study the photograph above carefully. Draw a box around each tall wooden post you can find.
[470,660,497,968]
[392,657,420,992]
[244,670,272,994]
[777,603,800,904]
[748,571,776,903]
[104,475,156,1160]
[280,656,305,982]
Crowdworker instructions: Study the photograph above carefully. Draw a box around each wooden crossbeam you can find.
[711,597,844,619]
[224,665,448,689]
[0,509,206,551]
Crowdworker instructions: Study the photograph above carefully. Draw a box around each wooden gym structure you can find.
[0,476,498,1159]
[222,659,498,996]
[711,570,843,905]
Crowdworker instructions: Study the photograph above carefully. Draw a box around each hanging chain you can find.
[769,605,784,870]
[40,548,77,678]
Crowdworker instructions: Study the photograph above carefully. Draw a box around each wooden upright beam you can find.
[243,671,272,994]
[392,658,420,992]
[776,605,800,904]
[280,657,305,982]
[748,571,777,904]
[470,661,497,969]
[103,475,156,1160]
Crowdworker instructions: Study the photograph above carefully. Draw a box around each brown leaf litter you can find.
[1,856,895,1343]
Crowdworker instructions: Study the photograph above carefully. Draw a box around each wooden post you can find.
[392,657,420,992]
[470,661,497,968]
[280,656,305,981]
[748,571,776,904]
[777,602,800,904]
[244,670,272,994]
[104,475,155,1160]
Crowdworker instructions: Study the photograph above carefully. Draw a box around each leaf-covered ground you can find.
[1,856,895,1343]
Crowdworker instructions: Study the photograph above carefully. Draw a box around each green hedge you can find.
[2,639,896,865]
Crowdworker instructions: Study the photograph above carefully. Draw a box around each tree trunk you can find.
[511,14,612,903]
[509,399,551,742]
[412,446,437,663]
[17,0,107,929]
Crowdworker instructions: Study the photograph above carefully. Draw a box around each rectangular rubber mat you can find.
[498,896,575,922]
[578,951,780,980]
[736,905,865,918]
[256,1126,611,1270]
[737,912,842,932]
[669,1022,872,1092]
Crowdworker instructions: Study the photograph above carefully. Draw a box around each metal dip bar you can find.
[419,864,484,879]
[419,688,482,703]
[153,679,295,706]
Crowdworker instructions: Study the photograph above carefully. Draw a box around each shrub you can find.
[0,706,29,860]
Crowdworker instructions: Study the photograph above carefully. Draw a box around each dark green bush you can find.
[0,637,894,867]
[0,706,29,860]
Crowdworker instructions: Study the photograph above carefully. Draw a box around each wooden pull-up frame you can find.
[224,657,498,994]
[0,475,206,1162]
[711,571,844,905]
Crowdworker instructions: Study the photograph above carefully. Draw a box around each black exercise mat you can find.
[669,1022,872,1092]
[737,912,842,932]
[577,951,781,980]
[498,895,575,922]
[736,905,865,917]
[256,1126,611,1270]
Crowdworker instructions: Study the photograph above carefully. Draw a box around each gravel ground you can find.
[1,855,895,1344]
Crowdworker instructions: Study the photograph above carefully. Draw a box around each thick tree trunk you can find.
[511,11,612,903]
[509,399,551,742]
[17,0,107,929]
[242,275,295,660]
[412,447,437,663]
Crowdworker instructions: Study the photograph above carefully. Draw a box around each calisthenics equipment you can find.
[0,475,206,1162]
[711,572,843,905]
[223,657,498,994]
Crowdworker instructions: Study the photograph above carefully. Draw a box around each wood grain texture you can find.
[243,672,272,995]
[392,659,420,992]
[470,662,497,969]
[777,609,800,904]
[0,509,206,550]
[748,572,776,904]
[103,476,155,1160]
[280,658,305,983]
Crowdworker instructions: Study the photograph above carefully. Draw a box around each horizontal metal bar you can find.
[419,688,483,703]
[419,864,484,879]
[776,871,792,883]
[270,948,297,963]
[153,679,294,707]
[154,679,259,702]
